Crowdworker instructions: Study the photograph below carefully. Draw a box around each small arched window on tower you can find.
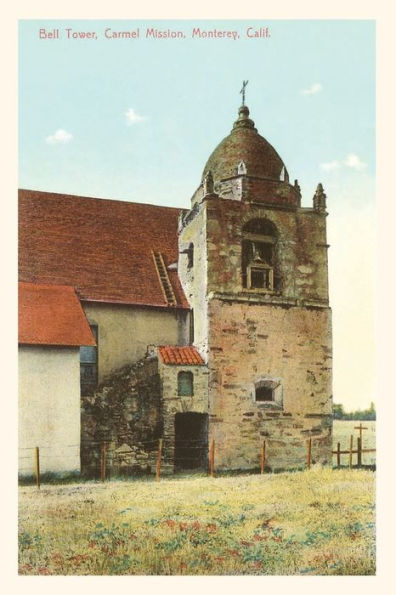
[242,219,278,291]
[237,160,247,175]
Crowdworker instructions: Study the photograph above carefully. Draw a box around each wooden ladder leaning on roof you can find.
[152,250,177,306]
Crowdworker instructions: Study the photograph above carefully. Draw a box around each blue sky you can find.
[19,19,376,409]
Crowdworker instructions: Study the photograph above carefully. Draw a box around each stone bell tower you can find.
[178,99,332,471]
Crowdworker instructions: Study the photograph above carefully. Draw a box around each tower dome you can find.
[202,105,287,183]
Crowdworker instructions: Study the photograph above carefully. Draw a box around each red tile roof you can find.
[158,346,205,366]
[19,189,189,309]
[19,282,96,347]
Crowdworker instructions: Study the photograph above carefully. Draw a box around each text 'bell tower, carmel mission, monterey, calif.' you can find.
[18,86,332,477]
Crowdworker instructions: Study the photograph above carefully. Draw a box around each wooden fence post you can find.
[357,437,362,467]
[306,438,312,469]
[349,435,353,468]
[156,438,163,482]
[100,442,107,482]
[337,442,341,468]
[34,447,40,489]
[209,439,215,477]
[260,440,266,474]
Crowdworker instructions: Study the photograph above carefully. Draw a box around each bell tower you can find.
[178,98,332,471]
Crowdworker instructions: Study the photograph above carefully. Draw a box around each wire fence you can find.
[19,430,376,488]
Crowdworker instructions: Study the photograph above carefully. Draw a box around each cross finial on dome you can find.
[240,80,248,106]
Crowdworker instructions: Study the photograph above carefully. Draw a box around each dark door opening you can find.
[174,412,208,471]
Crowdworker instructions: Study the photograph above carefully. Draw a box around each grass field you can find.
[18,466,375,576]
[333,420,376,466]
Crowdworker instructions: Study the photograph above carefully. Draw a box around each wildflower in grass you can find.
[68,554,91,565]
[18,468,375,576]
[253,534,267,542]
[227,549,240,558]
[51,552,64,565]
[19,564,33,574]
[251,561,263,570]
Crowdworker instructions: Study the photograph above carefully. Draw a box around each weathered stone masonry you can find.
[81,350,209,476]
[81,356,162,477]
[207,300,332,470]
[80,102,332,475]
[178,104,332,472]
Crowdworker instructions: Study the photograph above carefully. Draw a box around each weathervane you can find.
[240,80,248,106]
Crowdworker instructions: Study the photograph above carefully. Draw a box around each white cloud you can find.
[320,153,368,173]
[125,108,147,125]
[320,160,340,171]
[301,82,323,96]
[344,153,367,171]
[45,129,73,144]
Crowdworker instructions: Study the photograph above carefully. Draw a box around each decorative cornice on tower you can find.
[313,183,327,213]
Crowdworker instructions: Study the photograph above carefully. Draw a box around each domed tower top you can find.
[202,104,288,184]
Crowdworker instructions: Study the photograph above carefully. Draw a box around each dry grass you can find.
[18,466,375,576]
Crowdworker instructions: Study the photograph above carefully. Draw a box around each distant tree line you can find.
[333,402,376,421]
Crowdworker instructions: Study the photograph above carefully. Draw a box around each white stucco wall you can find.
[19,346,81,475]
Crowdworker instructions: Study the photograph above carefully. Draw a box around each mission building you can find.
[18,102,332,476]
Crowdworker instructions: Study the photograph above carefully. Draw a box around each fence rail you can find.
[333,436,376,468]
[20,429,376,488]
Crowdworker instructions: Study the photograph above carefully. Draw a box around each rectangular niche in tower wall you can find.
[254,378,283,406]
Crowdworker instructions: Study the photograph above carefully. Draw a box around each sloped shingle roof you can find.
[19,189,189,309]
[19,282,96,346]
[158,346,205,366]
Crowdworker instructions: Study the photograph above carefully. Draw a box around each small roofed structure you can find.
[18,282,95,477]
[158,345,205,366]
[19,282,96,347]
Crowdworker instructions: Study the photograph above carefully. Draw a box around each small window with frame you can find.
[178,371,194,396]
[254,378,282,406]
[255,384,274,402]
